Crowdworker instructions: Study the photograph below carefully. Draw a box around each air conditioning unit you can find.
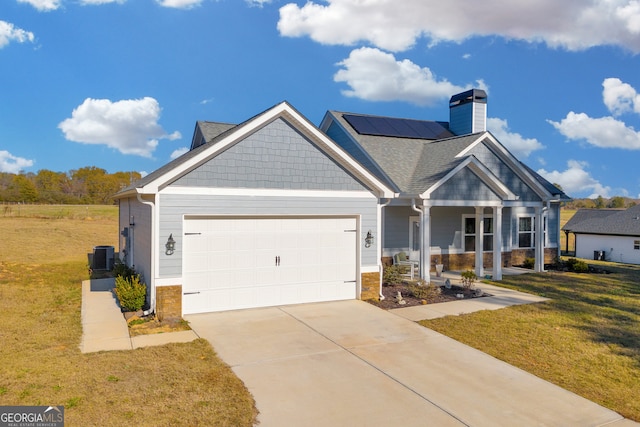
[93,245,115,271]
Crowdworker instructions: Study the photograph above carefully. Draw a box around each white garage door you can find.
[182,217,358,314]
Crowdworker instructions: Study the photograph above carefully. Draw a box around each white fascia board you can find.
[421,156,517,200]
[162,186,377,199]
[138,103,394,198]
[423,199,505,207]
[458,132,552,201]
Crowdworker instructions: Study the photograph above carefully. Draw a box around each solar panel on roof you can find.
[343,114,453,140]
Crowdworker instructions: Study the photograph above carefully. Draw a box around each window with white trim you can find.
[463,215,493,252]
[634,240,640,250]
[518,216,547,248]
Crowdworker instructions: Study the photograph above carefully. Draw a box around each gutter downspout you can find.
[137,193,156,315]
[378,198,392,300]
[411,199,427,281]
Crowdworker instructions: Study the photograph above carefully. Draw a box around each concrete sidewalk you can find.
[79,278,198,353]
[392,270,549,321]
[187,300,638,427]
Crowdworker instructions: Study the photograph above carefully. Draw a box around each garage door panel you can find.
[183,217,357,314]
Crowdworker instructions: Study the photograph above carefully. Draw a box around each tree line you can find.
[1,168,637,208]
[0,167,142,205]
[564,196,637,210]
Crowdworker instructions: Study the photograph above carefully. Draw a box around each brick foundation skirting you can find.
[156,285,182,321]
[361,272,380,301]
[387,249,559,273]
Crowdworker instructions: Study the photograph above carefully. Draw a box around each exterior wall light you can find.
[165,234,176,255]
[365,230,374,248]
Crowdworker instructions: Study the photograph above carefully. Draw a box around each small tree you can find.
[460,270,477,290]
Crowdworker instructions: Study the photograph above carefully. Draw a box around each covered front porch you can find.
[380,200,553,284]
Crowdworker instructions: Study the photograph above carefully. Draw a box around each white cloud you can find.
[334,47,481,106]
[548,112,640,150]
[538,160,611,198]
[487,118,544,159]
[602,77,640,115]
[155,0,201,8]
[246,0,271,6]
[17,0,61,11]
[58,97,181,157]
[278,0,640,53]
[170,147,189,160]
[0,151,34,174]
[0,21,35,48]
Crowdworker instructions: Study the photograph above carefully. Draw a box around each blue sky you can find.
[2,0,640,199]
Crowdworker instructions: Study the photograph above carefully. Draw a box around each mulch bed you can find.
[370,282,491,310]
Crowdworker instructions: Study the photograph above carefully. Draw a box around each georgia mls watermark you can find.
[0,406,64,427]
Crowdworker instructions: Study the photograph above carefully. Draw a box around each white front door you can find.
[182,217,358,314]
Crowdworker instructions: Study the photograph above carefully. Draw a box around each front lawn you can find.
[421,263,640,421]
[0,206,257,426]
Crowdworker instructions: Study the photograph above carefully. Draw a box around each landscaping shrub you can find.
[523,257,535,269]
[566,258,589,273]
[114,274,146,311]
[460,270,477,290]
[383,264,403,285]
[112,259,136,279]
[407,280,441,300]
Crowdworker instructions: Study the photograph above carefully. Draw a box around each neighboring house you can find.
[114,90,568,318]
[562,205,640,264]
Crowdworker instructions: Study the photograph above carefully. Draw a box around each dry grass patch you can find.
[0,208,257,426]
[421,263,640,421]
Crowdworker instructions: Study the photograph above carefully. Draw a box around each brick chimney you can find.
[449,89,487,135]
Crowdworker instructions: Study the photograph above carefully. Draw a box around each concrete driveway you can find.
[186,300,633,427]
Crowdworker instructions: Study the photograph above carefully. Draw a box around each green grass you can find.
[0,206,257,426]
[1,204,117,220]
[420,263,640,421]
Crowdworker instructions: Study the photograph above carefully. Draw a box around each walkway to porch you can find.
[393,267,549,321]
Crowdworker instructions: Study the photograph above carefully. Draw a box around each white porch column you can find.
[420,205,431,283]
[475,207,484,278]
[492,205,503,280]
[535,206,545,272]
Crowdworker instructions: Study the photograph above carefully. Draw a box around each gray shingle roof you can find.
[328,110,495,194]
[198,121,237,143]
[563,205,640,236]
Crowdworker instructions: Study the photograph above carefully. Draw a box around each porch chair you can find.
[393,252,419,280]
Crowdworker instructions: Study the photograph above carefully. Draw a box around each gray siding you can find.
[431,207,474,249]
[118,197,153,300]
[157,193,378,277]
[384,206,414,249]
[172,118,366,192]
[384,206,512,253]
[468,142,541,201]
[430,167,501,201]
[450,103,474,135]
